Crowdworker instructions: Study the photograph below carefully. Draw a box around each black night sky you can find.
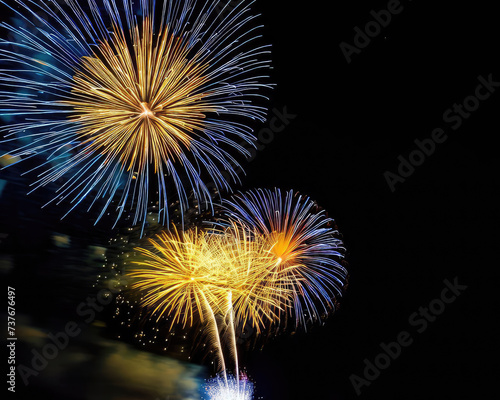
[2,1,499,400]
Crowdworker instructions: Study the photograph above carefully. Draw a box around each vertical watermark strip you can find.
[16,277,128,386]
[7,286,16,393]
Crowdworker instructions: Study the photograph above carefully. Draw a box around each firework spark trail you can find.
[219,188,348,330]
[200,290,228,385]
[0,0,271,231]
[225,291,239,393]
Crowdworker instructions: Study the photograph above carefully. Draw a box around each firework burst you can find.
[0,0,271,230]
[125,194,348,397]
[129,224,281,330]
[127,222,283,381]
[219,188,348,330]
[204,374,254,400]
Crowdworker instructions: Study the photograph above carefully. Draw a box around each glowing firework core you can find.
[269,231,300,265]
[139,102,156,119]
[205,375,253,400]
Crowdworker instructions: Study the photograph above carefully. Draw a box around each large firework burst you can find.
[125,192,348,396]
[0,0,271,229]
[127,222,284,382]
[219,188,348,330]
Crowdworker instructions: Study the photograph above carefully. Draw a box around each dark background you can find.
[2,0,499,399]
[244,0,499,398]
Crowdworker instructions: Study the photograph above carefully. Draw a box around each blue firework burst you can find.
[218,188,348,329]
[0,0,271,231]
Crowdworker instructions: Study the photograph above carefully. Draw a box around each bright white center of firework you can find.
[205,376,253,400]
[139,102,155,118]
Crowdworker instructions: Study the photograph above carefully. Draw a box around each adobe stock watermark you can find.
[17,278,128,386]
[206,106,297,190]
[214,0,240,21]
[384,73,499,192]
[340,0,405,64]
[349,277,467,395]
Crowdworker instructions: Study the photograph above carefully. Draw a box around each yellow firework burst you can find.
[128,224,285,332]
[67,18,212,172]
[218,226,289,331]
[128,223,287,378]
